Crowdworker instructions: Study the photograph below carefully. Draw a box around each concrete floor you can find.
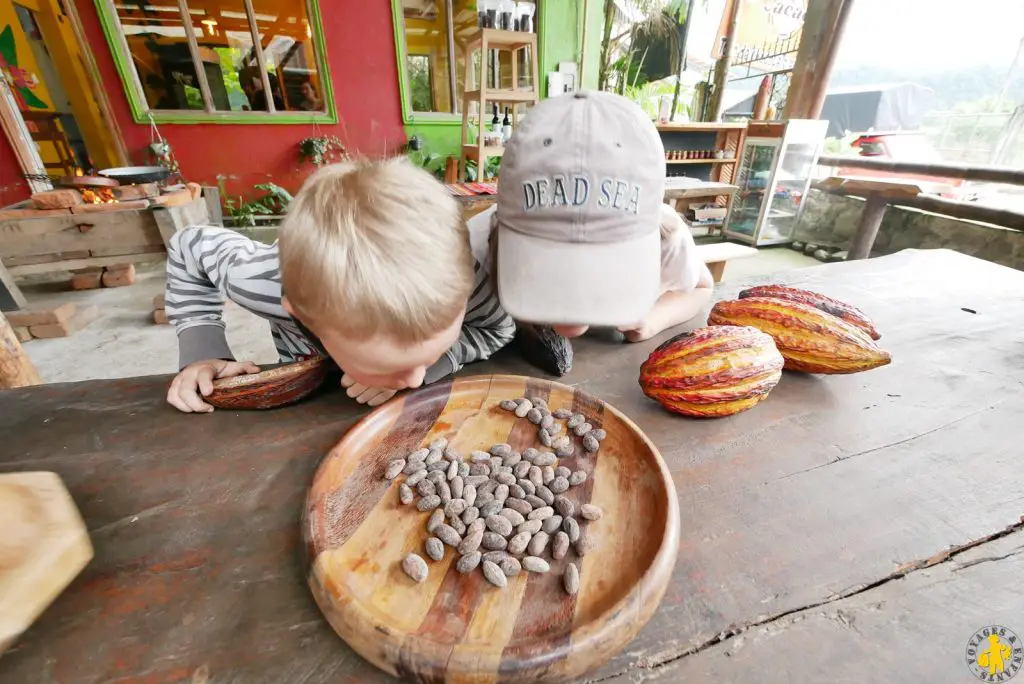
[16,246,818,383]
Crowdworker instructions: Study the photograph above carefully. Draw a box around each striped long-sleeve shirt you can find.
[165,225,516,384]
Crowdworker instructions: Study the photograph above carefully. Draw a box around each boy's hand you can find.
[617,320,656,343]
[341,373,397,407]
[167,359,260,413]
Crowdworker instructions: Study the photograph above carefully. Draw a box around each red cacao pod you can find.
[639,326,784,418]
[738,284,880,340]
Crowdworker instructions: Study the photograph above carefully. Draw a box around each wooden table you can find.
[2,249,1023,683]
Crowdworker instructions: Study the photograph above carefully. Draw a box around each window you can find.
[96,0,334,123]
[397,0,536,118]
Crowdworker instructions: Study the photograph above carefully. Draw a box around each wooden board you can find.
[304,375,679,683]
[0,209,163,260]
[0,472,93,653]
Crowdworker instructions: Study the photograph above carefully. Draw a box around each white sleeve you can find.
[659,205,703,294]
[466,205,496,270]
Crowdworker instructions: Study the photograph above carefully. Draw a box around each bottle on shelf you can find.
[502,107,512,142]
[491,104,501,134]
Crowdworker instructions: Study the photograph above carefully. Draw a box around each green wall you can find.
[395,0,604,164]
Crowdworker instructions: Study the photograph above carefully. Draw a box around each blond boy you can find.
[165,159,515,413]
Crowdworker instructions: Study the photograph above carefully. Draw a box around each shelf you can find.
[666,158,737,165]
[463,144,505,158]
[465,28,537,51]
[656,122,747,132]
[464,89,537,103]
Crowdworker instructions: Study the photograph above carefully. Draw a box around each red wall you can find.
[0,130,29,207]
[1,1,407,208]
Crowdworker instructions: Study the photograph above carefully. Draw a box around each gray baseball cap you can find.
[495,90,665,326]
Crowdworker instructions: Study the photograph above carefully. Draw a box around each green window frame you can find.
[93,0,337,124]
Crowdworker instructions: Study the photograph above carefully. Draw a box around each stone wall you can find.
[793,190,1024,270]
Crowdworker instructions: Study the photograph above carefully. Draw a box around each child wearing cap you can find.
[468,90,712,342]
[164,158,515,413]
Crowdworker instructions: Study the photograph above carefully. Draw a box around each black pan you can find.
[98,166,171,184]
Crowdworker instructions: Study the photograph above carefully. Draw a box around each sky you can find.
[834,0,1024,71]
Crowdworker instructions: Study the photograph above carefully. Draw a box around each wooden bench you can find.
[696,242,759,282]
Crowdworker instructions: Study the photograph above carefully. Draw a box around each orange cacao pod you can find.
[708,297,891,374]
[738,284,881,340]
[639,326,784,418]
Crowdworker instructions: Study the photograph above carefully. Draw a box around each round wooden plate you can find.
[304,374,679,683]
[206,357,328,410]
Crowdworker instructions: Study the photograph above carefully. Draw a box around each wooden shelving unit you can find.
[458,29,540,182]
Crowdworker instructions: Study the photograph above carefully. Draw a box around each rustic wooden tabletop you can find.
[2,249,1022,684]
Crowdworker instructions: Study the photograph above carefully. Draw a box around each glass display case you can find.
[723,119,828,246]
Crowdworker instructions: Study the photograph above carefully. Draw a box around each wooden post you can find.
[783,0,855,120]
[0,312,42,389]
[847,192,888,260]
[0,261,27,312]
[707,0,740,121]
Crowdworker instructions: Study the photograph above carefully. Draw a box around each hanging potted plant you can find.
[298,135,348,167]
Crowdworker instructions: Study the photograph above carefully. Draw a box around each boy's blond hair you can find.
[278,158,473,343]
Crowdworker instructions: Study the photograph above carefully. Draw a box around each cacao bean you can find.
[505,498,532,516]
[552,531,570,560]
[469,519,486,535]
[527,531,550,556]
[524,494,546,509]
[482,532,508,551]
[408,448,429,463]
[478,480,498,496]
[458,461,469,477]
[542,466,555,484]
[528,466,543,487]
[463,484,477,507]
[574,422,593,437]
[582,434,599,453]
[399,483,415,505]
[444,499,467,517]
[483,550,508,564]
[522,448,539,463]
[403,460,426,476]
[528,396,548,409]
[427,460,449,473]
[490,457,504,471]
[418,495,441,512]
[514,399,533,418]
[555,443,574,458]
[494,484,510,505]
[569,471,587,486]
[536,486,555,505]
[450,517,467,535]
[539,430,553,448]
[508,483,526,499]
[406,470,428,487]
[591,428,607,441]
[480,500,502,517]
[417,480,436,498]
[534,452,557,467]
[436,524,462,547]
[564,562,580,595]
[426,470,445,484]
[465,474,489,487]
[468,460,490,476]
[553,408,573,419]
[500,556,522,577]
[517,519,543,536]
[580,504,604,521]
[563,516,580,542]
[490,444,512,458]
[426,537,444,561]
[444,446,460,461]
[494,472,516,486]
[438,481,452,504]
[575,533,596,556]
[471,450,491,463]
[546,422,563,436]
[402,553,428,582]
[541,414,554,429]
[528,506,554,521]
[567,414,585,429]
[427,508,445,532]
[542,514,564,535]
[458,528,484,554]
[385,458,406,479]
[527,408,543,424]
[518,479,537,496]
[500,399,518,411]
[499,508,525,526]
[430,437,448,450]
[522,556,550,573]
[446,460,459,481]
[485,514,513,537]
[555,466,571,479]
[553,497,574,518]
[514,461,531,478]
[482,560,507,587]
[503,451,522,466]
[507,531,531,555]
[550,476,570,494]
[457,551,482,573]
[462,506,480,525]
[425,448,444,465]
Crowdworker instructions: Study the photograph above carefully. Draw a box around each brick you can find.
[32,189,83,209]
[153,309,169,325]
[0,208,73,220]
[14,326,32,342]
[102,264,136,288]
[151,190,192,207]
[5,302,78,327]
[153,293,166,309]
[70,271,103,290]
[114,183,159,201]
[29,305,98,338]
[71,200,149,214]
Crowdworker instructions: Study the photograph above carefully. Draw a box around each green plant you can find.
[298,135,348,166]
[465,157,501,182]
[221,180,294,227]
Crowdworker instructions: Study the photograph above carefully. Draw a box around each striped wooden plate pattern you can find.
[304,374,679,683]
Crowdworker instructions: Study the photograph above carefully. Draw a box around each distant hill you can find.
[829,64,1024,111]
